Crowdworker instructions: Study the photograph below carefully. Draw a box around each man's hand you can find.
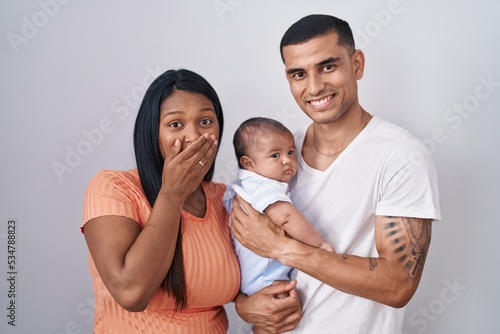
[231,195,288,258]
[235,281,301,334]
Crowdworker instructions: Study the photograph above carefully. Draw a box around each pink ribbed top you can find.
[81,169,241,334]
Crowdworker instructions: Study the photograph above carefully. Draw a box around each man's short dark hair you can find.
[279,14,356,62]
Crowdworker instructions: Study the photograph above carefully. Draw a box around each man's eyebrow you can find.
[286,67,303,75]
[316,57,341,67]
[286,57,341,75]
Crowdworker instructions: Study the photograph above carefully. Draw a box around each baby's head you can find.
[233,117,297,182]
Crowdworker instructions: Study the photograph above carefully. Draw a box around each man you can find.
[231,14,440,334]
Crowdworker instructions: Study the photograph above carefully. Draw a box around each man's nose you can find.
[307,73,325,96]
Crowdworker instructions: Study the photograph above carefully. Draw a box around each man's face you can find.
[282,32,364,124]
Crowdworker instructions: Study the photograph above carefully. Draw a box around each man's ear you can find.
[352,49,365,80]
[240,156,255,171]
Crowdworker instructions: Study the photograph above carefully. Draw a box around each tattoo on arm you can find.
[384,217,432,278]
[342,254,378,271]
[369,258,378,271]
[403,217,432,278]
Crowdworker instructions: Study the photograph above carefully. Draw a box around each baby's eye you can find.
[288,149,296,155]
[271,153,280,158]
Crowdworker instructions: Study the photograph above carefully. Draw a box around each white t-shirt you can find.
[285,116,441,334]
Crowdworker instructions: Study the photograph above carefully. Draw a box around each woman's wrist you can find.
[156,188,185,209]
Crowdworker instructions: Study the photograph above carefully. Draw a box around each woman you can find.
[81,69,241,333]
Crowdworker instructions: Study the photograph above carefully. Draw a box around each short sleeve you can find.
[376,140,441,220]
[237,179,291,213]
[81,170,140,232]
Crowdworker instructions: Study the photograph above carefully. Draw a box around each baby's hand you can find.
[320,241,335,253]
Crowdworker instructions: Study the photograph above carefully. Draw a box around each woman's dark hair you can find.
[279,14,356,62]
[133,68,224,310]
[233,117,292,169]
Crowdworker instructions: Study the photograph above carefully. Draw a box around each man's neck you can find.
[303,108,372,171]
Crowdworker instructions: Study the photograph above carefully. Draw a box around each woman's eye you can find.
[169,122,182,128]
[200,118,212,126]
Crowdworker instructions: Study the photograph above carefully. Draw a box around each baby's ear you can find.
[240,156,254,171]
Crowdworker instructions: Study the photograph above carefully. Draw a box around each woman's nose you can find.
[183,125,201,143]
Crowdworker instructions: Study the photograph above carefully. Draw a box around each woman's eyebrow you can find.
[160,110,183,119]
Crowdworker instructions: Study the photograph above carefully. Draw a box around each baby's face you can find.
[245,131,297,182]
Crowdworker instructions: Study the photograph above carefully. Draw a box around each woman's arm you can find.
[83,134,218,311]
[84,207,180,311]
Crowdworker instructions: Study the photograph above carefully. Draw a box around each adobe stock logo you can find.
[406,277,467,333]
[51,65,163,183]
[47,296,95,334]
[7,0,72,54]
[390,74,498,188]
[271,106,296,128]
[352,0,403,48]
[213,0,243,21]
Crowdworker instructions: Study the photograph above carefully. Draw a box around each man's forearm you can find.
[273,216,432,308]
[231,196,431,308]
[274,237,412,308]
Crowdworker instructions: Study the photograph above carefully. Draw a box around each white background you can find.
[1,1,499,333]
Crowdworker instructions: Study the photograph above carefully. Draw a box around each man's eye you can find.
[323,64,335,71]
[292,72,304,79]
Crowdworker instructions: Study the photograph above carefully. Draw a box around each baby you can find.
[223,117,334,298]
